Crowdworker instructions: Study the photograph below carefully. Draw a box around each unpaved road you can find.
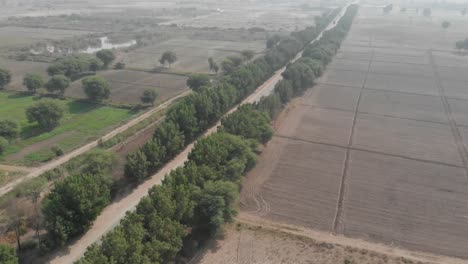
[47,7,351,263]
[0,90,190,197]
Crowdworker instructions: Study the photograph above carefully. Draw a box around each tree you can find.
[0,244,18,264]
[82,76,111,102]
[140,89,158,105]
[0,119,20,141]
[221,59,236,74]
[240,50,255,61]
[442,21,451,30]
[42,173,112,247]
[186,74,210,92]
[208,57,219,74]
[80,149,116,175]
[23,73,44,93]
[159,51,177,68]
[26,99,64,129]
[47,55,103,78]
[462,8,467,16]
[45,75,70,96]
[96,49,115,68]
[0,68,11,89]
[383,4,393,14]
[0,137,8,154]
[124,150,149,182]
[221,104,273,144]
[153,121,185,157]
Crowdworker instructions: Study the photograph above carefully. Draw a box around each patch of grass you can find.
[0,91,135,164]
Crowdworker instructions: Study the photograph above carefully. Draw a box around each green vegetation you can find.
[208,57,219,74]
[96,50,116,68]
[0,137,8,154]
[47,55,103,80]
[23,74,44,93]
[159,51,177,68]
[442,20,451,30]
[82,76,111,102]
[140,88,158,106]
[0,244,18,264]
[0,68,11,89]
[0,91,133,163]
[45,75,71,96]
[0,119,20,141]
[186,73,210,92]
[26,99,65,129]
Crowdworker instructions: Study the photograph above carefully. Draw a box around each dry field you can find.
[191,223,433,264]
[66,70,188,105]
[0,58,49,90]
[239,5,468,261]
[120,38,266,73]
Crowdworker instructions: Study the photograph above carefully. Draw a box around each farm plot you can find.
[342,150,468,259]
[0,58,49,91]
[302,83,361,111]
[0,26,94,49]
[357,89,447,123]
[241,137,345,231]
[328,58,369,72]
[66,70,188,105]
[368,61,433,77]
[319,69,367,87]
[364,73,439,96]
[0,91,134,165]
[120,38,265,73]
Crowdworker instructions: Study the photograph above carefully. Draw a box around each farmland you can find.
[0,91,134,165]
[67,70,189,105]
[239,4,468,262]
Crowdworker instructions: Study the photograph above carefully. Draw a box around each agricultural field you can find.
[67,70,189,105]
[0,91,134,165]
[119,37,266,73]
[240,4,468,261]
[0,58,48,90]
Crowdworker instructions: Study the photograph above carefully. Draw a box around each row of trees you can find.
[75,5,359,263]
[43,6,355,256]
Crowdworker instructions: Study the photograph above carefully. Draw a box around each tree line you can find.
[39,5,358,262]
[73,4,358,264]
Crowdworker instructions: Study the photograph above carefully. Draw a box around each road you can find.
[48,6,351,263]
[0,90,191,197]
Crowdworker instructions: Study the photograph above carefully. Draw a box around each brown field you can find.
[120,38,266,73]
[66,70,188,105]
[0,58,49,91]
[240,4,468,261]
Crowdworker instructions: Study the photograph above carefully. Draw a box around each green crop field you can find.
[0,91,135,165]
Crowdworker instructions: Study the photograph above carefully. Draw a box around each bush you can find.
[23,73,44,93]
[0,68,11,89]
[0,244,18,264]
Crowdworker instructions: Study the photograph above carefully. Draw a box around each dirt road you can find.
[0,91,191,197]
[47,7,351,263]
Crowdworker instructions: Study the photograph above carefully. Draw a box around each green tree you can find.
[194,180,239,234]
[186,74,210,92]
[81,149,116,175]
[221,59,236,74]
[142,139,166,172]
[47,55,103,78]
[124,150,149,182]
[0,68,11,89]
[82,76,111,102]
[221,104,273,144]
[0,119,20,141]
[159,51,177,68]
[45,75,70,96]
[442,20,451,30]
[0,137,8,154]
[240,50,255,61]
[140,89,158,105]
[96,49,116,68]
[42,173,112,247]
[26,99,64,129]
[23,73,44,93]
[208,57,219,74]
[153,121,185,157]
[0,244,18,264]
